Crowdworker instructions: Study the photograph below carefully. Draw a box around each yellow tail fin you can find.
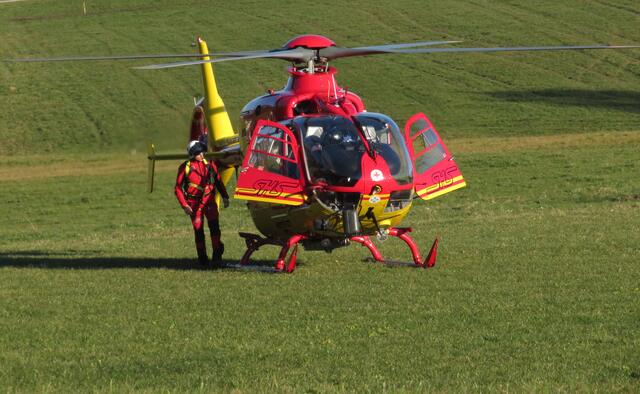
[197,37,236,150]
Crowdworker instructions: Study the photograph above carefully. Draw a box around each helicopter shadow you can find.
[487,89,640,114]
[0,250,280,272]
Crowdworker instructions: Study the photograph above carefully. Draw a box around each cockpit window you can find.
[294,116,365,187]
[354,113,413,185]
[248,125,299,179]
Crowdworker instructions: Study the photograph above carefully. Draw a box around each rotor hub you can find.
[283,35,336,50]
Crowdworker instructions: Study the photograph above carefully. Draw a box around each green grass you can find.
[1,0,640,154]
[1,0,640,391]
[1,134,638,391]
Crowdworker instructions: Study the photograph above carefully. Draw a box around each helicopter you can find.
[9,35,639,273]
[151,35,470,273]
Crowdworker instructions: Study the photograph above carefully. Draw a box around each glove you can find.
[223,198,230,208]
[182,205,193,215]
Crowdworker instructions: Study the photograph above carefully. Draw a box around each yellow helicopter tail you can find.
[197,37,236,149]
[146,37,242,196]
[197,37,239,209]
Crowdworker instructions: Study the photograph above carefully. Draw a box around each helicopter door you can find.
[234,120,305,206]
[404,113,466,201]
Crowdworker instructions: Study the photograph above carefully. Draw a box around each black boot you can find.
[197,249,210,269]
[211,242,225,268]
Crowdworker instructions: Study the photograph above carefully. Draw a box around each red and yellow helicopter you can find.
[11,35,639,272]
[151,35,471,273]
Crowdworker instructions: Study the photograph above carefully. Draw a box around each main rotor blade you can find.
[3,51,256,63]
[320,40,461,60]
[213,41,461,61]
[352,40,461,50]
[132,41,462,68]
[21,42,635,69]
[135,47,315,70]
[389,44,640,55]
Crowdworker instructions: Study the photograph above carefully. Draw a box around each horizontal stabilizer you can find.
[146,143,242,193]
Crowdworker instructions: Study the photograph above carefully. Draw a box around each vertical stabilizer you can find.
[197,37,235,149]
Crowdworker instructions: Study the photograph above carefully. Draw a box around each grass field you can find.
[1,0,640,391]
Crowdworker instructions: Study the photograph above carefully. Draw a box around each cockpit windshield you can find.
[294,113,413,187]
[355,113,413,185]
[295,115,365,187]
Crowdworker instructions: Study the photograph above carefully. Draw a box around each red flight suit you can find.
[175,158,229,264]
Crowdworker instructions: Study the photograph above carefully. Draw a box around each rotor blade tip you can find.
[132,65,155,70]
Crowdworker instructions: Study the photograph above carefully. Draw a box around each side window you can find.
[247,126,299,179]
[404,112,466,201]
[416,142,446,174]
[413,127,446,175]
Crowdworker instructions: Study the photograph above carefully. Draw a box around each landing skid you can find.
[232,228,438,273]
[352,228,438,268]
[236,232,305,273]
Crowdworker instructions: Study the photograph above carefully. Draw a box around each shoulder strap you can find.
[184,160,207,181]
[206,160,218,183]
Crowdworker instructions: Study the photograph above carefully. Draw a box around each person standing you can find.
[175,141,230,268]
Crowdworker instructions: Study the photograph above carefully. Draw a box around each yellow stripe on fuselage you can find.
[420,181,466,200]
[416,175,466,200]
[234,194,305,206]
[234,187,305,206]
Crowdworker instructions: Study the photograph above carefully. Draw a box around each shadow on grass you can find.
[487,89,640,114]
[0,251,282,272]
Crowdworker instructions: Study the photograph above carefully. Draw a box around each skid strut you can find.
[354,227,438,268]
[350,235,383,261]
[234,229,437,272]
[238,232,306,273]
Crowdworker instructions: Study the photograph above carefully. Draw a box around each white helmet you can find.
[187,140,207,157]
